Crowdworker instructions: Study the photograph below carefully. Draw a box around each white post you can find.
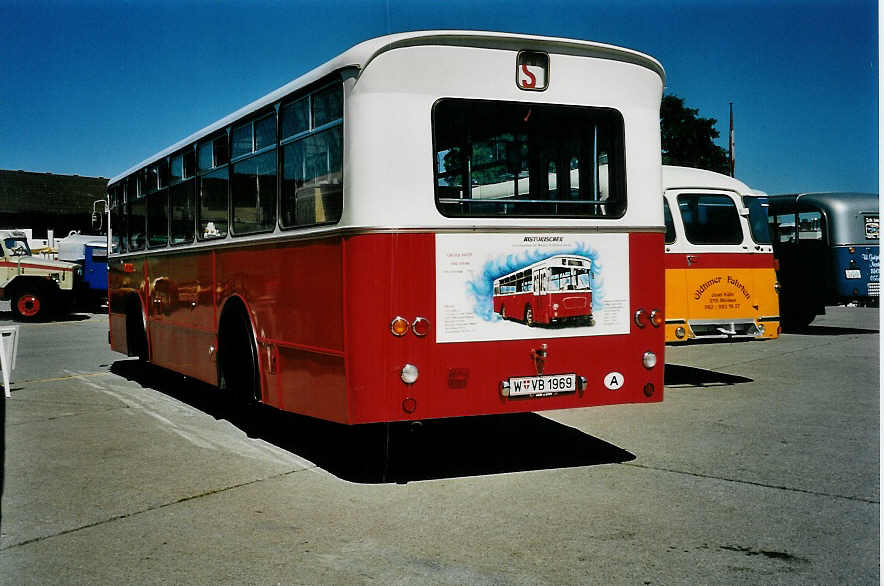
[0,326,18,398]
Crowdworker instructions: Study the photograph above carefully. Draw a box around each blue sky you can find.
[0,0,877,194]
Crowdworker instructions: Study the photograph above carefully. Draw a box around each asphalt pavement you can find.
[0,305,879,584]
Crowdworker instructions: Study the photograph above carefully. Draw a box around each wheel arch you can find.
[216,293,265,402]
[5,274,61,298]
[124,289,149,359]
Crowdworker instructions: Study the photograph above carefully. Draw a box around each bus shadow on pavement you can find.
[664,364,753,387]
[111,359,635,484]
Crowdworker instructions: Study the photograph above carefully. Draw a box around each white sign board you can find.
[435,233,630,343]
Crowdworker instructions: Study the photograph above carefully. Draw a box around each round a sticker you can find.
[604,372,624,390]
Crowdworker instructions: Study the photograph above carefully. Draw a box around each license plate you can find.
[507,373,577,397]
[845,269,862,279]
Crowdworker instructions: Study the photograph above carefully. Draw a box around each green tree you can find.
[661,94,730,174]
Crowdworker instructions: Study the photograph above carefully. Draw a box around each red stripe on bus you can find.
[0,261,73,271]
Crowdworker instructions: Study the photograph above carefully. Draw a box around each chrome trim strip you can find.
[688,318,758,325]
[109,225,666,259]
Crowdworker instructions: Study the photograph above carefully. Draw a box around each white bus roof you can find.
[662,165,752,195]
[110,31,664,185]
[493,254,591,282]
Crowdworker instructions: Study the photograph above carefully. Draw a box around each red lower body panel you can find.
[108,231,664,424]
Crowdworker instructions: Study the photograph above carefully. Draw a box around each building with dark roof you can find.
[0,170,108,238]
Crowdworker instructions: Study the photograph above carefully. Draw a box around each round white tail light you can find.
[401,363,419,384]
[642,351,657,369]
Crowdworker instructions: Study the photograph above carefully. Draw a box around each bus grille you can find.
[869,282,879,297]
[689,319,762,339]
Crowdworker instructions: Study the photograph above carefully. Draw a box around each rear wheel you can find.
[524,305,534,326]
[11,288,51,322]
[500,305,507,320]
[218,306,261,404]
[125,297,148,361]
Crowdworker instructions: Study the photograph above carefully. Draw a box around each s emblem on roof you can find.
[516,51,549,91]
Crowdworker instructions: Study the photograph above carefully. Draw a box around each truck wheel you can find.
[11,289,51,322]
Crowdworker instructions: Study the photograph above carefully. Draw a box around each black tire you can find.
[218,306,261,404]
[500,305,507,320]
[126,298,148,361]
[10,287,52,322]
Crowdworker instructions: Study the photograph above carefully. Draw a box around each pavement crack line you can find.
[621,462,879,505]
[0,467,312,552]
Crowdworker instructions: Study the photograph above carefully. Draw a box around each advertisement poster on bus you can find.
[435,233,630,343]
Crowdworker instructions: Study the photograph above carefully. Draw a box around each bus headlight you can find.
[642,351,657,369]
[675,326,686,339]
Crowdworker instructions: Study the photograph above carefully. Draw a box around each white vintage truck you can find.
[0,230,79,320]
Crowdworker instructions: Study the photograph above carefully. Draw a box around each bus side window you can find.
[797,211,823,241]
[127,176,146,251]
[280,84,344,229]
[147,189,169,248]
[170,180,195,245]
[198,135,230,240]
[281,127,343,227]
[199,168,229,239]
[774,214,796,243]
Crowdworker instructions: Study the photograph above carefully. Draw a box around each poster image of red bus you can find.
[492,254,594,327]
[435,233,630,343]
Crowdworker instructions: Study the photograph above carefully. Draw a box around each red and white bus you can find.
[493,254,593,326]
[106,31,666,424]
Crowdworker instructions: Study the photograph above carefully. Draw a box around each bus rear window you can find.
[677,194,742,245]
[433,99,625,218]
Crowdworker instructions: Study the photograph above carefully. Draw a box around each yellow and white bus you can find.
[663,166,780,342]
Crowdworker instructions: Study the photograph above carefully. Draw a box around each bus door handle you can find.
[687,255,699,266]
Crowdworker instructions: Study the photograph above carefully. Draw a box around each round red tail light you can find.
[649,309,664,328]
[412,317,430,337]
